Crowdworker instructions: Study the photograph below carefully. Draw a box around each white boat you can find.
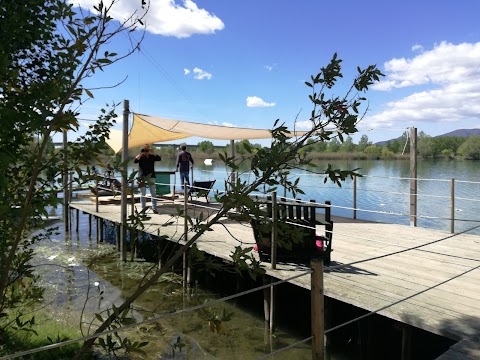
[204,159,214,165]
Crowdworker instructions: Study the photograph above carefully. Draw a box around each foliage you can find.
[197,140,215,154]
[0,0,145,353]
[458,135,480,160]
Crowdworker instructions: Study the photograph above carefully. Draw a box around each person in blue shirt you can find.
[134,144,162,214]
[176,144,194,190]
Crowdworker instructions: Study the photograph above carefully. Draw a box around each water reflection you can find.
[32,206,352,359]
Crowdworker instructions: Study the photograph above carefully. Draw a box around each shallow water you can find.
[32,207,353,359]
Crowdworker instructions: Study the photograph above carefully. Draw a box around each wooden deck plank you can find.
[69,200,480,347]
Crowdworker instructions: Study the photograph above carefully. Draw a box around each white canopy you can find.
[106,113,308,153]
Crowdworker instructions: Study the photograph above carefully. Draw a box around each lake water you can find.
[35,158,477,358]
[148,158,480,235]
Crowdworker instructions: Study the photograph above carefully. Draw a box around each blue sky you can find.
[68,0,480,146]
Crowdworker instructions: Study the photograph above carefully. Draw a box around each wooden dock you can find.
[69,198,480,359]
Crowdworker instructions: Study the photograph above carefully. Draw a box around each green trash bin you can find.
[155,173,170,195]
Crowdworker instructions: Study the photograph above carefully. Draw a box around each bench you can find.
[250,198,333,265]
[189,180,216,203]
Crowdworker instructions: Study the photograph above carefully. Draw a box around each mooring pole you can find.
[120,100,129,261]
[409,127,417,227]
[311,259,325,360]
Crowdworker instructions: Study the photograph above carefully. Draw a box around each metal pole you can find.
[311,259,325,360]
[409,127,417,227]
[120,100,129,261]
[450,178,455,233]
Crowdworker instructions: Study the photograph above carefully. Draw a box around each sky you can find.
[66,0,480,146]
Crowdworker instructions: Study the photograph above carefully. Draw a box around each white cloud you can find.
[294,120,313,130]
[411,44,424,52]
[183,68,190,75]
[246,96,275,107]
[70,0,224,38]
[192,67,212,80]
[209,121,235,127]
[367,42,480,130]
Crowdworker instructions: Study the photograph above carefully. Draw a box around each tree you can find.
[339,135,355,152]
[458,135,480,160]
[357,134,371,152]
[197,140,215,154]
[327,138,341,152]
[73,53,383,358]
[417,131,434,158]
[0,0,145,346]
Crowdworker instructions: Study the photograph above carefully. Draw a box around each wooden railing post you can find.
[269,191,277,333]
[450,178,455,234]
[271,191,277,270]
[353,175,357,220]
[311,259,325,360]
[409,127,417,227]
[183,182,189,288]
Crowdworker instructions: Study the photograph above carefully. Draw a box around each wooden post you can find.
[99,218,104,243]
[95,217,99,244]
[95,178,99,213]
[120,100,129,261]
[271,191,277,270]
[401,325,412,360]
[75,209,79,232]
[88,214,92,237]
[353,175,357,220]
[269,276,275,333]
[311,259,325,360]
[450,178,455,233]
[63,129,69,233]
[183,183,189,288]
[116,224,120,252]
[409,127,417,227]
[263,276,270,325]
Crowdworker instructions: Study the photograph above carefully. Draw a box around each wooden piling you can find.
[401,325,412,360]
[116,224,120,251]
[99,218,104,243]
[311,259,325,360]
[88,214,92,236]
[75,209,79,232]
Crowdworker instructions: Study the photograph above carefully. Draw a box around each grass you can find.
[0,308,90,359]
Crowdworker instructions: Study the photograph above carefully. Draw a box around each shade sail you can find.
[106,113,308,153]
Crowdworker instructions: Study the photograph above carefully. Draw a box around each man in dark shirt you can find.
[176,144,194,190]
[134,144,162,213]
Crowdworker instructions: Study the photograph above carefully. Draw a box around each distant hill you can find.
[375,128,480,146]
[436,128,480,138]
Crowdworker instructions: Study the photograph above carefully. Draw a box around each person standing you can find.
[176,144,194,190]
[134,144,161,214]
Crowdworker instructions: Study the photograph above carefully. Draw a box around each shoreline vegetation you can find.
[110,133,480,163]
